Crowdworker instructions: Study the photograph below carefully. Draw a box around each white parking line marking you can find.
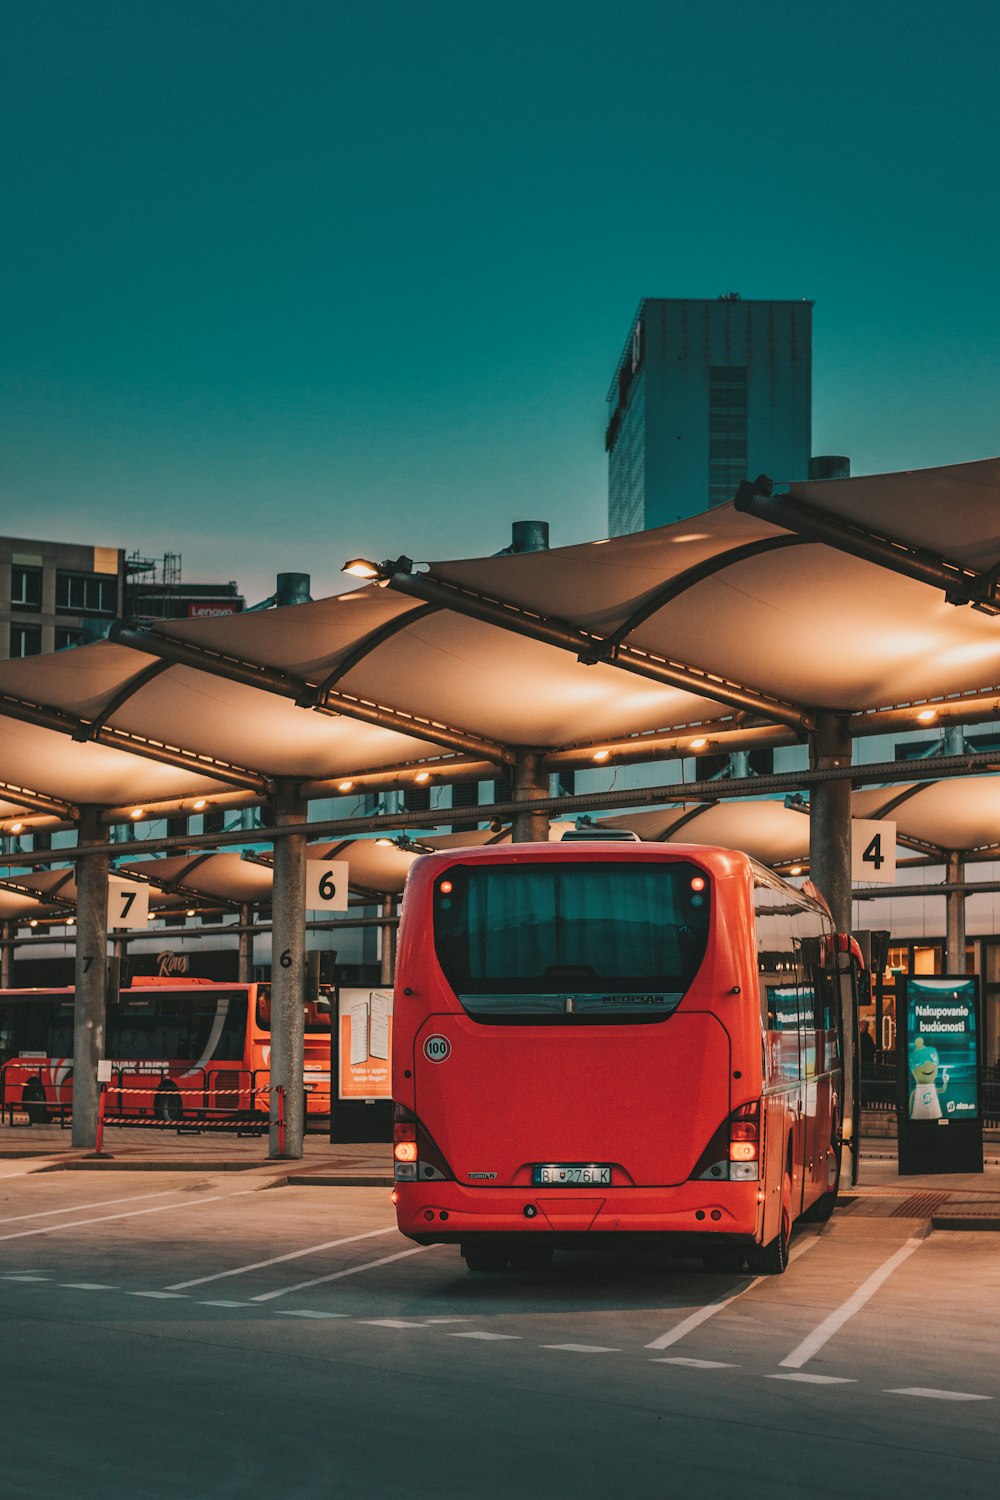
[2,1273,50,1282]
[0,1189,259,1242]
[779,1238,924,1369]
[278,1310,350,1320]
[60,1283,117,1291]
[541,1344,620,1354]
[249,1244,439,1302]
[361,1319,428,1329]
[653,1357,737,1369]
[645,1235,819,1351]
[768,1373,856,1385]
[448,1331,522,1341]
[200,1300,251,1307]
[422,1317,472,1324]
[886,1387,992,1402]
[130,1291,189,1300]
[167,1226,398,1290]
[0,1189,185,1225]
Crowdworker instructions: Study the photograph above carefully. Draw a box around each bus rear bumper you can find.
[395,1181,763,1244]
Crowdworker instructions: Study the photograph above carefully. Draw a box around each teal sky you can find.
[2,0,998,604]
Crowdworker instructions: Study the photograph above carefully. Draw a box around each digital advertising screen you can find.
[903,976,979,1124]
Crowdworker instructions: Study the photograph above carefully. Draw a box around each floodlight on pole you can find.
[341,555,415,588]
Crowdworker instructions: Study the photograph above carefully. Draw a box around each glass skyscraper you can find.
[606,295,812,534]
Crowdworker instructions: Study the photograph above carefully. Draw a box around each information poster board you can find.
[336,988,393,1100]
[896,975,983,1175]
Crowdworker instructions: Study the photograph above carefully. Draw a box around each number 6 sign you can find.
[305,860,350,912]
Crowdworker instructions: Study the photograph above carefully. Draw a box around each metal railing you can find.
[861,1059,1000,1126]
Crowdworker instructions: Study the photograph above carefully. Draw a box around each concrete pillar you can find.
[808,713,856,1185]
[1,921,13,988]
[380,895,397,986]
[238,903,253,983]
[73,806,109,1148]
[808,713,853,935]
[269,783,307,1159]
[511,750,549,843]
[946,850,966,974]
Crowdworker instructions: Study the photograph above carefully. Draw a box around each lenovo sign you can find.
[187,602,241,618]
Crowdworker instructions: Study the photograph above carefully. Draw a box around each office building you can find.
[125,552,245,628]
[606,294,813,534]
[0,534,125,659]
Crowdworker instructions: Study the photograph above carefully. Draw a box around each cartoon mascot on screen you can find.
[908,1037,950,1119]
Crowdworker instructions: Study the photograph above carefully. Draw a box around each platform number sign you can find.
[305,860,350,912]
[850,818,897,884]
[107,876,150,929]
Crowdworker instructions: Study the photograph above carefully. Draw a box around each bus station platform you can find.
[4,1122,1000,1229]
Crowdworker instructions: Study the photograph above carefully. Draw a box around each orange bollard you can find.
[95,1083,107,1155]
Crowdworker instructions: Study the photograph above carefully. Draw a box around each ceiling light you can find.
[67,917,76,926]
[186,909,196,917]
[10,821,24,834]
[130,808,145,820]
[592,749,611,762]
[916,709,938,722]
[375,837,395,847]
[28,919,38,928]
[789,865,803,876]
[690,737,708,750]
[193,799,208,811]
[414,771,431,783]
[338,780,354,792]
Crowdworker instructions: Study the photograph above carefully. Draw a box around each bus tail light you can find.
[728,1101,760,1180]
[393,1103,454,1183]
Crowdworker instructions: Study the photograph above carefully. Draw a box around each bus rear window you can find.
[432,860,710,1020]
[255,991,332,1034]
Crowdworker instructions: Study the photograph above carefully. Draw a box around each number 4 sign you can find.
[107,876,150,929]
[850,818,897,884]
[305,860,350,912]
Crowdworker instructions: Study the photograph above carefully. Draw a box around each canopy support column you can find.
[808,713,853,934]
[380,895,397,985]
[1,921,13,987]
[73,806,109,1149]
[511,751,549,843]
[808,713,856,1184]
[269,783,307,1159]
[238,904,253,983]
[946,851,966,974]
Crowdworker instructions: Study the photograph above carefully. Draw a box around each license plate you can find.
[532,1164,612,1186]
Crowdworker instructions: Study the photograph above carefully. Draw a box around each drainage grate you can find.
[890,1191,951,1218]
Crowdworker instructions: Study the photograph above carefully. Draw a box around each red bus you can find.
[0,978,333,1127]
[391,842,852,1274]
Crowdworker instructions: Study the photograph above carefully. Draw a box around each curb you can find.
[931,1213,1000,1231]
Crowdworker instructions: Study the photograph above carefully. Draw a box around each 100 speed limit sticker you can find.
[423,1035,452,1063]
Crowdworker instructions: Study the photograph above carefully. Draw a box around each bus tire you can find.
[462,1240,510,1274]
[508,1242,554,1273]
[802,1125,842,1224]
[22,1076,49,1126]
[750,1170,791,1274]
[153,1079,183,1124]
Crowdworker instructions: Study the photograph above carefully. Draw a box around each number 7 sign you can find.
[850,819,897,884]
[107,876,151,929]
